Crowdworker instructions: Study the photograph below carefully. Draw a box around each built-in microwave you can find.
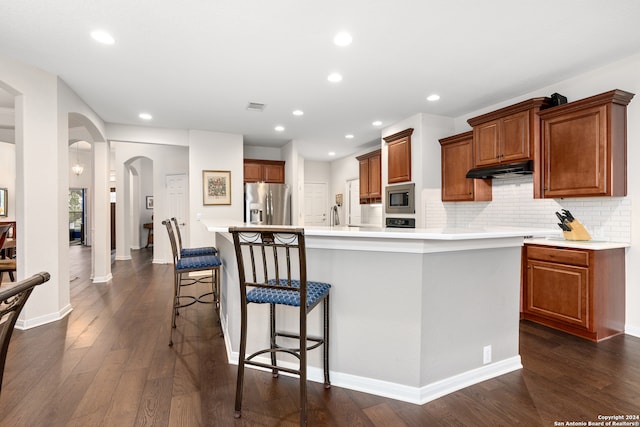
[385,183,415,214]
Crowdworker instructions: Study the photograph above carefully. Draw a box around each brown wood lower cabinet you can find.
[522,244,625,342]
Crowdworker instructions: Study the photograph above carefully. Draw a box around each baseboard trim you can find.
[15,304,73,330]
[92,273,113,283]
[221,318,522,405]
[625,324,640,338]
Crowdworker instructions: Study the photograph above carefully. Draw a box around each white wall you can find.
[112,140,189,263]
[2,57,58,326]
[128,157,153,249]
[0,55,110,327]
[282,140,303,225]
[188,130,244,248]
[244,145,282,160]
[304,160,331,183]
[68,146,92,189]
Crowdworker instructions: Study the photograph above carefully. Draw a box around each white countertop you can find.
[525,237,630,250]
[200,218,555,241]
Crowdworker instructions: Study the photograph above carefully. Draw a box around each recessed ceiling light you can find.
[327,73,343,83]
[328,151,336,156]
[333,31,353,47]
[91,30,115,45]
[372,120,382,126]
[292,110,304,116]
[427,94,440,102]
[345,134,354,139]
[275,125,285,132]
[139,113,152,120]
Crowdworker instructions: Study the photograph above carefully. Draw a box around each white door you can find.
[347,179,361,225]
[166,173,189,242]
[304,182,328,226]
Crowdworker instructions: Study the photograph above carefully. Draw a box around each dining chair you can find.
[162,219,222,346]
[0,225,16,286]
[229,227,331,426]
[171,217,217,257]
[0,272,50,393]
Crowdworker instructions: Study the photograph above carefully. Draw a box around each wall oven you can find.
[385,183,415,214]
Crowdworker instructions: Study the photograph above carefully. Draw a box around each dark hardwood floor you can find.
[1,245,639,426]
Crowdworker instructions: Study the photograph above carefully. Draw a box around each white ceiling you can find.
[1,0,640,159]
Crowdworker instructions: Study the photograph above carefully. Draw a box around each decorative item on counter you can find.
[555,209,591,241]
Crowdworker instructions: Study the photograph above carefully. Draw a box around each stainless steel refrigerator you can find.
[244,183,291,225]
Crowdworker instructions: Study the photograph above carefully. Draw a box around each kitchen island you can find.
[202,220,553,404]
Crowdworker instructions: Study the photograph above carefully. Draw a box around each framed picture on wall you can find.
[0,188,7,217]
[203,170,231,205]
[146,196,154,209]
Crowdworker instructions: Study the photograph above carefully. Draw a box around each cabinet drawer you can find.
[526,245,589,267]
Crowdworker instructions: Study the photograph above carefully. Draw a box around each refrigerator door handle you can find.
[266,190,272,224]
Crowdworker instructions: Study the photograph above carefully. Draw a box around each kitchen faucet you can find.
[330,205,340,226]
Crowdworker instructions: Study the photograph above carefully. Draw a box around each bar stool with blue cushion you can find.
[229,226,331,426]
[163,219,222,346]
[171,217,217,257]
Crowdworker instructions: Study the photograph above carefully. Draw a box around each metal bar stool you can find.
[163,219,222,346]
[171,217,217,257]
[0,272,50,393]
[229,227,331,426]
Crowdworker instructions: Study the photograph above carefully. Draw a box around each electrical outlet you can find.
[483,345,492,364]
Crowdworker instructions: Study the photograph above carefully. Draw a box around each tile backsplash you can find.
[424,175,631,242]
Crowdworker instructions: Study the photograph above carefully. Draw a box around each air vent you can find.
[246,102,266,112]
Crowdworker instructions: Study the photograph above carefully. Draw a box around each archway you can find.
[68,112,111,283]
[119,156,154,261]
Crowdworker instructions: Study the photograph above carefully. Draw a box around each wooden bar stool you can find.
[229,227,331,426]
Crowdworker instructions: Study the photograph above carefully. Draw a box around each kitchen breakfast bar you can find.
[202,220,553,404]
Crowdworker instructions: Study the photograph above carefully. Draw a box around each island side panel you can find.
[420,246,522,385]
[306,247,424,387]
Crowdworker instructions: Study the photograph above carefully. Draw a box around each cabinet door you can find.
[263,163,284,183]
[387,137,411,183]
[243,162,263,183]
[543,105,607,197]
[441,137,491,201]
[473,120,500,167]
[358,159,370,201]
[526,259,590,329]
[501,110,530,162]
[368,153,382,198]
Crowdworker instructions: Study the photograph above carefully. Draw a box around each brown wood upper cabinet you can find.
[383,128,413,184]
[356,149,382,204]
[243,159,285,183]
[538,89,634,198]
[468,98,552,168]
[439,131,491,202]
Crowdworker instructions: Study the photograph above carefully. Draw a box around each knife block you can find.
[563,219,592,241]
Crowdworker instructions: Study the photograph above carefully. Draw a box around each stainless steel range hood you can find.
[465,160,533,179]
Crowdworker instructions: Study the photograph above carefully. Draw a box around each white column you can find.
[15,87,72,327]
[115,159,131,260]
[92,140,112,282]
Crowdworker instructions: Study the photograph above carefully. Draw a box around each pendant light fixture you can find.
[72,142,84,176]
